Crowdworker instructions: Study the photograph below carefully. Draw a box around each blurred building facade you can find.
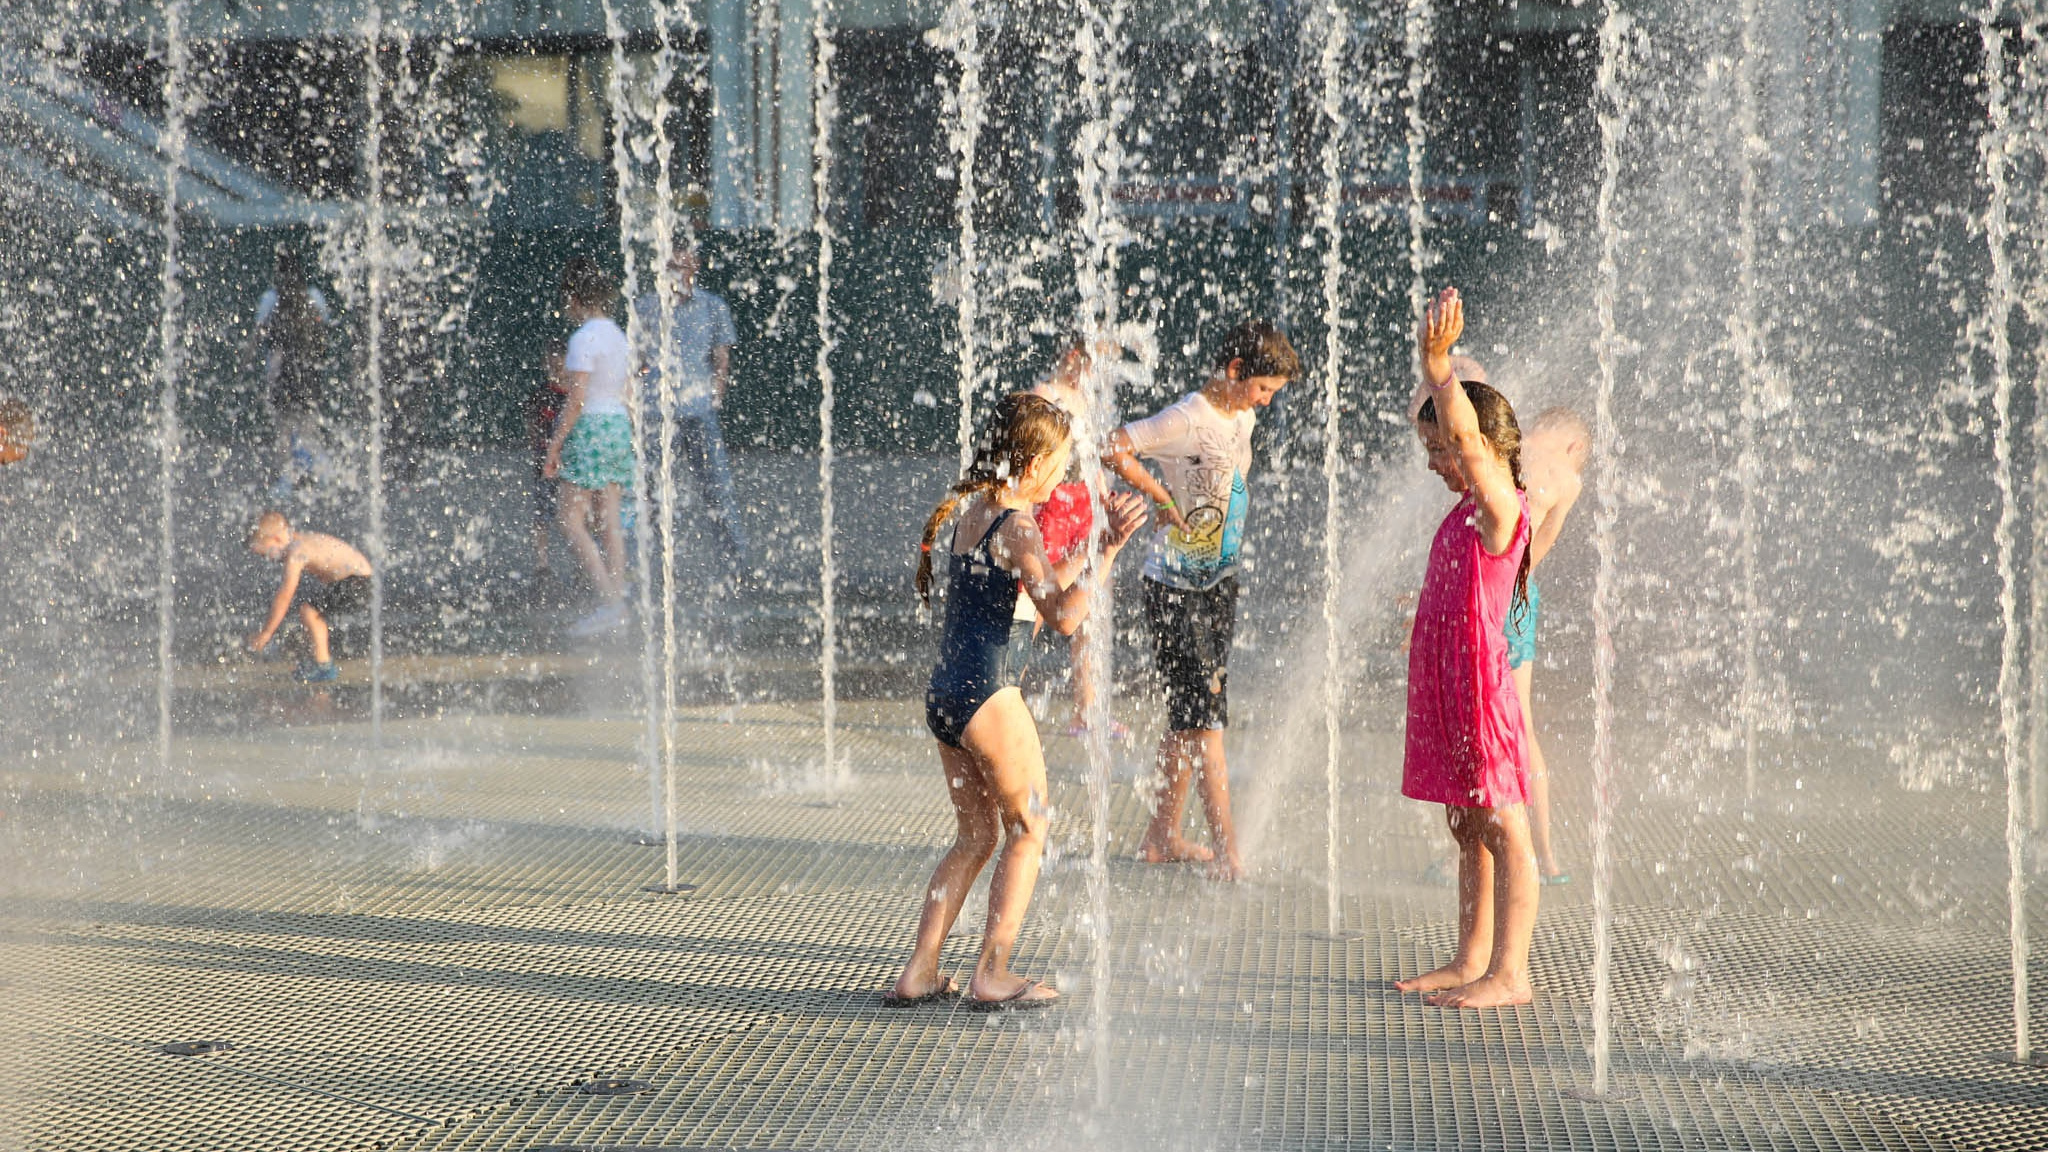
[19,0,1991,239]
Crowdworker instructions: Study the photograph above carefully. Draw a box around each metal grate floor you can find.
[3,699,2042,1151]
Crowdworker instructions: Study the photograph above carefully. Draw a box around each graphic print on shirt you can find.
[1156,425,1248,588]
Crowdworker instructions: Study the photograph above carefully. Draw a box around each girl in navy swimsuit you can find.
[887,392,1147,1010]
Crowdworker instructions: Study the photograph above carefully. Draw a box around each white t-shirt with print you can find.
[1121,389,1255,591]
[566,317,631,416]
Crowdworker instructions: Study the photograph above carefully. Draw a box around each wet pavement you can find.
[3,672,2044,1151]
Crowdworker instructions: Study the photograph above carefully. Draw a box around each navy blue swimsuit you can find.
[925,508,1038,748]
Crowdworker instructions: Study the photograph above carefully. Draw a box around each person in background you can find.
[250,248,334,503]
[0,397,33,466]
[1509,406,1590,882]
[546,258,635,637]
[526,340,570,585]
[634,241,746,584]
[1025,333,1126,740]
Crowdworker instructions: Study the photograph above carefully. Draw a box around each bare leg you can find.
[530,508,551,574]
[1189,728,1244,880]
[595,483,627,600]
[1397,807,1495,992]
[299,603,331,665]
[1138,729,1214,865]
[959,689,1057,1003]
[893,742,996,1001]
[1516,663,1561,877]
[1428,804,1539,1008]
[557,483,608,598]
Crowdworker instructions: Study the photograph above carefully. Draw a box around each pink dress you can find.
[1403,492,1532,808]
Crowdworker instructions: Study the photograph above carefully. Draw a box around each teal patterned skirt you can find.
[560,412,636,491]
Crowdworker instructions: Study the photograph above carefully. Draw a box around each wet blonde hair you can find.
[1532,405,1590,442]
[247,509,291,547]
[916,392,1072,606]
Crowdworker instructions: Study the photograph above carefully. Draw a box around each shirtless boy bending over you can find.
[245,510,374,683]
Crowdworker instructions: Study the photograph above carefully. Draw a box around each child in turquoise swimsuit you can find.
[1411,356,1588,885]
[1509,407,1588,882]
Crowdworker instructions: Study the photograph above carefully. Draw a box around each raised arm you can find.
[1527,475,1581,568]
[996,492,1148,635]
[1421,287,1520,555]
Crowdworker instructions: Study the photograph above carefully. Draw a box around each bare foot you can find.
[1424,973,1533,1009]
[1206,853,1245,882]
[886,973,958,1003]
[968,975,1060,1005]
[1394,961,1484,993]
[1137,837,1214,864]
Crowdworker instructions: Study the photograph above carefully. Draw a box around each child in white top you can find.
[545,257,634,635]
[1106,319,1300,881]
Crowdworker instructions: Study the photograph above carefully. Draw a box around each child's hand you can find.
[543,447,561,479]
[246,632,271,655]
[1420,286,1463,360]
[1156,498,1190,533]
[1101,491,1149,550]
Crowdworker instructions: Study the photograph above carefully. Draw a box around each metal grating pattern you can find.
[2,697,2041,1151]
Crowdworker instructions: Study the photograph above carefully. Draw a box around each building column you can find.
[708,0,758,229]
[1761,0,1882,228]
[775,0,815,231]
[708,0,815,231]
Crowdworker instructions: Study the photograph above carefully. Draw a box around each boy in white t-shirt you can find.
[1107,319,1300,880]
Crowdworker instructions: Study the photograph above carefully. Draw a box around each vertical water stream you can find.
[362,5,388,762]
[1977,9,2032,1066]
[1309,0,1349,938]
[1072,0,1129,1106]
[2020,15,2048,835]
[937,0,983,471]
[649,0,697,885]
[1401,0,1432,343]
[599,0,666,845]
[1731,0,1766,802]
[814,0,842,781]
[1586,0,1632,1098]
[155,1,192,775]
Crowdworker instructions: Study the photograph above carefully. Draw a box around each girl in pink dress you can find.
[1394,287,1539,1009]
